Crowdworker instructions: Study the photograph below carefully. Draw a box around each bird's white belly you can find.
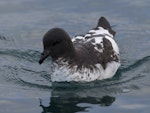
[51,61,120,82]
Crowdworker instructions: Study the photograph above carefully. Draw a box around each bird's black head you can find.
[39,28,75,64]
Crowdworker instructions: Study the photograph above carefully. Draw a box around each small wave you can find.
[115,56,150,81]
[0,35,7,40]
[16,78,52,89]
[118,56,150,73]
[1,65,52,90]
[112,56,150,90]
[0,35,16,49]
[0,35,15,42]
[0,48,41,62]
[0,48,52,89]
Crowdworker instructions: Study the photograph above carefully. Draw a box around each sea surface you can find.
[0,0,150,113]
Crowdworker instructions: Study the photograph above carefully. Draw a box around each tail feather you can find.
[97,17,116,36]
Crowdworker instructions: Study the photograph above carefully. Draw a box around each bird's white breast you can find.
[51,61,120,82]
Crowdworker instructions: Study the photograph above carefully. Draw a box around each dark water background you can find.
[0,0,150,113]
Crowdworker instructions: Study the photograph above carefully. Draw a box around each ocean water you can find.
[0,0,150,113]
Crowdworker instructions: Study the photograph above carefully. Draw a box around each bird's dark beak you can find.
[39,50,50,64]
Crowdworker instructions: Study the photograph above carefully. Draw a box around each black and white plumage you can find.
[39,17,120,82]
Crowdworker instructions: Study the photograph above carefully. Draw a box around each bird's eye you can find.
[52,40,61,46]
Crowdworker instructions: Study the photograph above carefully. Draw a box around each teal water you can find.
[0,0,150,113]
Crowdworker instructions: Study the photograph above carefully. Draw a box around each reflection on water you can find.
[40,96,115,113]
[39,90,115,113]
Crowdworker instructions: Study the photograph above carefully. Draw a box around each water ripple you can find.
[0,45,150,92]
[0,48,52,89]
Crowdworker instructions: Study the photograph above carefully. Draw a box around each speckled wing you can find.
[72,35,85,43]
[71,17,119,69]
